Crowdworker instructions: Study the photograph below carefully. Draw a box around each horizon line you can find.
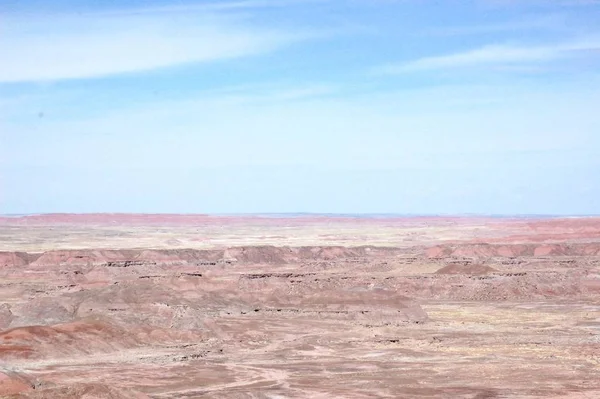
[2,212,600,219]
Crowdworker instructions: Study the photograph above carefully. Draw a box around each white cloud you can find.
[375,38,600,74]
[101,0,328,14]
[0,11,305,83]
[483,0,600,7]
[421,15,566,36]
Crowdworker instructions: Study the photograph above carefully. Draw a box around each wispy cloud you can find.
[375,38,600,74]
[483,0,600,7]
[212,84,338,104]
[96,0,328,16]
[0,8,311,83]
[421,15,566,36]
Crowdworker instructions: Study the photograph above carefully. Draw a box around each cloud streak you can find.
[484,0,600,7]
[102,0,328,15]
[0,10,306,83]
[421,15,566,36]
[375,38,600,73]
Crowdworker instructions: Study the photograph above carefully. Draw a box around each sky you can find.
[1,0,599,215]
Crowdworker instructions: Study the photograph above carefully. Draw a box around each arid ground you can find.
[1,214,599,398]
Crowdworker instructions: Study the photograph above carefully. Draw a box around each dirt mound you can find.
[0,319,139,360]
[0,252,31,268]
[2,246,405,269]
[425,243,600,258]
[17,383,149,399]
[9,298,75,327]
[0,371,33,396]
[300,288,428,322]
[4,242,598,270]
[234,285,429,324]
[435,263,498,275]
[30,250,140,267]
[71,283,210,331]
[0,304,13,329]
[300,287,409,307]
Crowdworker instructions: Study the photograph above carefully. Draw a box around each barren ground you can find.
[0,214,599,398]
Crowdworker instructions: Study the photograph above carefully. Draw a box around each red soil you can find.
[0,320,141,360]
[0,372,32,396]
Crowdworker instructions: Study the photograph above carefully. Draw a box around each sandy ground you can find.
[2,214,600,251]
[0,215,599,398]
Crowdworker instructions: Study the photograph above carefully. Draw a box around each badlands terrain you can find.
[0,214,599,398]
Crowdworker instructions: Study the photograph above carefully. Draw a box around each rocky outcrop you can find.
[425,243,600,258]
[2,243,600,270]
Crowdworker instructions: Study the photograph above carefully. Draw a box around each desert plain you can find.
[0,214,599,398]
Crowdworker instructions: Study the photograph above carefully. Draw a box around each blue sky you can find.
[1,0,599,214]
